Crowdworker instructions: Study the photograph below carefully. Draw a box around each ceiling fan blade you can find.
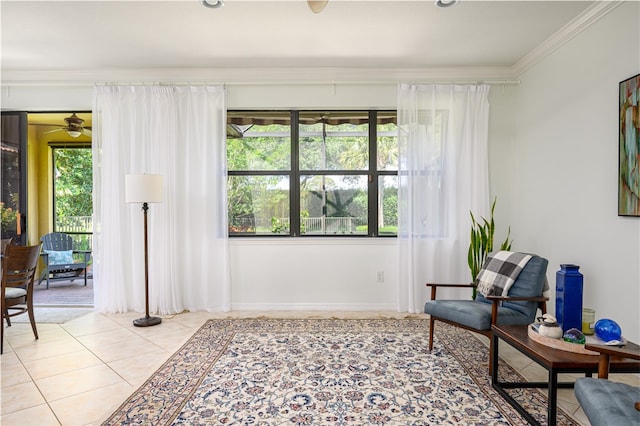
[43,128,65,135]
[226,123,254,139]
[82,128,92,137]
[307,0,328,13]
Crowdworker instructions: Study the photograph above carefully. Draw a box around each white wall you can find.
[498,1,640,342]
[230,239,398,310]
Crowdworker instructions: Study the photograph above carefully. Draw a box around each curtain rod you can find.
[95,80,521,86]
[3,79,521,88]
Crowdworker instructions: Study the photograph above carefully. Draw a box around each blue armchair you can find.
[424,254,549,373]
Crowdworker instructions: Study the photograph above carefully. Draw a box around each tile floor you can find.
[2,309,637,425]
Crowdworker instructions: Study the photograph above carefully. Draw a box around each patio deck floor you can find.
[33,277,94,306]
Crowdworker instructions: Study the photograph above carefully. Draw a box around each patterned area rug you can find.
[103,319,578,425]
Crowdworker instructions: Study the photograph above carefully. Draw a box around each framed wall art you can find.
[618,73,640,216]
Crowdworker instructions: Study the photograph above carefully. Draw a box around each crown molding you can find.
[511,1,623,77]
[1,66,517,87]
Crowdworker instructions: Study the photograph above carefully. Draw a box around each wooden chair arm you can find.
[426,283,474,288]
[425,283,474,300]
[584,341,640,379]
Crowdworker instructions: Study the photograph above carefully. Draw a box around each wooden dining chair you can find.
[1,237,14,254]
[1,243,42,354]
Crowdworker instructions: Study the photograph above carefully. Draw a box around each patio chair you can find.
[424,252,549,373]
[2,243,42,354]
[38,232,91,289]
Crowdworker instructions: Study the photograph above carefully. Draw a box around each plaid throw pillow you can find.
[476,251,532,297]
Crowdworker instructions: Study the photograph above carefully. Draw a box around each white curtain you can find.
[92,85,230,314]
[397,83,491,312]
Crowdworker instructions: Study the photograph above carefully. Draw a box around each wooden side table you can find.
[584,341,640,378]
[491,324,640,426]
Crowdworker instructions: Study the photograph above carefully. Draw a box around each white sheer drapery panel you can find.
[397,84,491,313]
[92,85,230,314]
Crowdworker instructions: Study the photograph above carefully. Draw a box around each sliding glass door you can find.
[1,112,28,245]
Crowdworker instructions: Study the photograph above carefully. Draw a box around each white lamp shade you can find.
[125,174,163,203]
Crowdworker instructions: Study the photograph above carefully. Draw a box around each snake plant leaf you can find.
[467,196,511,298]
[500,226,512,251]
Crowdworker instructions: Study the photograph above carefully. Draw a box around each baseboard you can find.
[230,302,398,311]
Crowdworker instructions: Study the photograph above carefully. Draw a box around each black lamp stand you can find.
[133,202,162,327]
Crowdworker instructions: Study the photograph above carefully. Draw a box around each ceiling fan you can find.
[43,113,92,138]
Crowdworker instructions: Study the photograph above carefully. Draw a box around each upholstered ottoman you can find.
[574,377,640,426]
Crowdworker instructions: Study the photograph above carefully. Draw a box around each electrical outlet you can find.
[377,271,384,282]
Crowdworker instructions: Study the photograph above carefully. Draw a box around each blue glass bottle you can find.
[555,264,583,333]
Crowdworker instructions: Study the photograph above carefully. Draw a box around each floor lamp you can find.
[125,174,163,327]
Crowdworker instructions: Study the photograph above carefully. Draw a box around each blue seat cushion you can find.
[575,377,640,426]
[424,299,531,331]
[4,287,27,300]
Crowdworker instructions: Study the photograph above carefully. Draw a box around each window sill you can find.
[229,236,398,246]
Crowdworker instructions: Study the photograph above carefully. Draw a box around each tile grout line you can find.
[7,324,66,424]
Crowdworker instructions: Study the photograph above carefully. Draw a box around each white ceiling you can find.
[0,0,613,84]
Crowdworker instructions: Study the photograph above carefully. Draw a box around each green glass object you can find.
[563,328,586,344]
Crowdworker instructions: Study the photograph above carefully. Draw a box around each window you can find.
[51,144,93,250]
[227,111,397,237]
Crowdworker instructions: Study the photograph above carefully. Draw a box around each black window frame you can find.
[50,142,93,251]
[227,110,397,238]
